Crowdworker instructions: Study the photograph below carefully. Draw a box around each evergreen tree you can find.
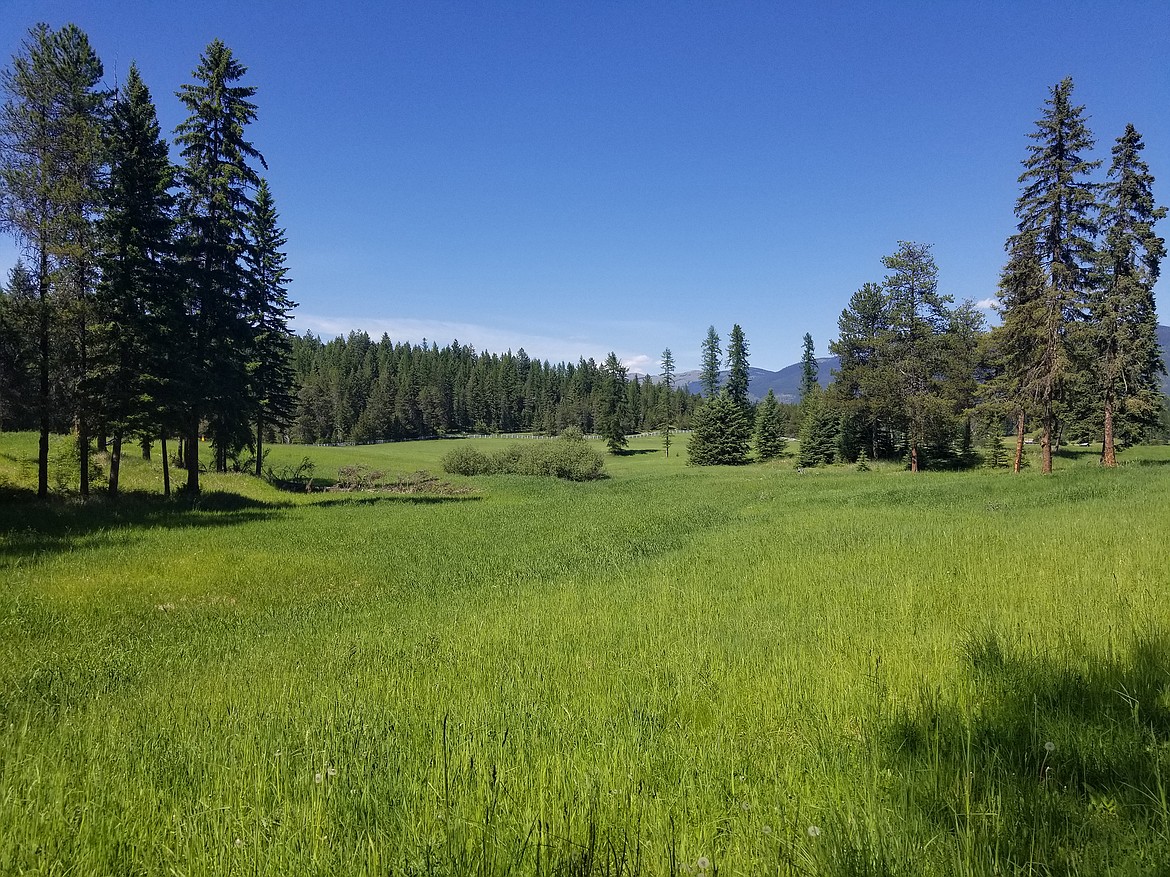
[699,325,721,398]
[754,389,787,460]
[598,352,628,453]
[0,261,37,428]
[1091,124,1166,466]
[799,332,818,400]
[797,388,839,467]
[174,39,266,490]
[724,323,754,452]
[659,347,675,457]
[91,64,176,495]
[986,230,1047,472]
[1,23,106,496]
[830,282,893,461]
[1011,77,1100,473]
[725,324,750,408]
[688,392,750,465]
[880,241,955,472]
[244,178,296,476]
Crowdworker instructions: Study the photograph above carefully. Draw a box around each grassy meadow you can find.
[1,431,1169,875]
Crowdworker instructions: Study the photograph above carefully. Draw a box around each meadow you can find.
[1,431,1168,876]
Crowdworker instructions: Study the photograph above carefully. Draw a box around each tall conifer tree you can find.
[92,64,176,494]
[244,178,295,476]
[1091,124,1166,466]
[699,325,721,398]
[175,39,265,490]
[1011,77,1100,473]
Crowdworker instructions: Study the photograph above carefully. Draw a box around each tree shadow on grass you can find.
[0,486,289,567]
[306,493,482,509]
[879,629,1170,874]
[613,448,658,456]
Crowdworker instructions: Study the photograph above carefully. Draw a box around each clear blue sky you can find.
[2,1,1168,372]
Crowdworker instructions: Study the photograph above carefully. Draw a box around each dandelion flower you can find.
[326,766,337,777]
[1044,741,1055,752]
[808,825,821,838]
[314,772,323,784]
[234,838,243,849]
[696,856,711,871]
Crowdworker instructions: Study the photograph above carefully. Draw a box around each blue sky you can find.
[2,1,1168,372]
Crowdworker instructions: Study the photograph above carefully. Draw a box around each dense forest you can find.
[0,24,1165,494]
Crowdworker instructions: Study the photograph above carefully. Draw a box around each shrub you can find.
[441,436,605,481]
[440,445,492,476]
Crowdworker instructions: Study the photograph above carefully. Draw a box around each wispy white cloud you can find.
[975,297,999,310]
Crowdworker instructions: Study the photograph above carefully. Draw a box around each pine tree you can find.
[830,282,892,461]
[91,64,177,495]
[0,261,38,428]
[797,389,839,467]
[799,332,818,400]
[688,392,749,465]
[880,241,955,472]
[1091,124,1166,466]
[754,389,786,460]
[1,23,106,496]
[598,352,628,453]
[244,178,296,476]
[1011,77,1100,473]
[725,324,750,408]
[174,39,266,490]
[987,230,1047,472]
[699,325,721,398]
[659,347,675,457]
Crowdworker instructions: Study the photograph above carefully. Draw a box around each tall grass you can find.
[1,432,1168,874]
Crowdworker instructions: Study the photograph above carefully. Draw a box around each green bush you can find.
[440,445,492,476]
[441,437,605,481]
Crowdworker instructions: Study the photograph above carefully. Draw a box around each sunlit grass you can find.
[1,431,1168,874]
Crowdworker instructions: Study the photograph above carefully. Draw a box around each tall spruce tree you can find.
[988,230,1047,472]
[799,332,818,400]
[688,391,749,465]
[598,352,628,453]
[175,39,265,491]
[724,323,754,452]
[659,347,675,457]
[1011,77,1100,473]
[0,261,37,428]
[91,63,176,495]
[754,388,786,460]
[880,241,955,472]
[699,325,721,398]
[1091,124,1166,466]
[830,282,892,461]
[244,178,296,476]
[0,23,106,496]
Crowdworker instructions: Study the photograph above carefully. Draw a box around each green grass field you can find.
[2,432,1169,875]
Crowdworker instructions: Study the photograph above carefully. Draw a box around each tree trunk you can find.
[108,431,122,496]
[97,433,107,452]
[37,250,50,499]
[255,414,264,478]
[1041,406,1053,474]
[78,307,89,497]
[141,436,151,460]
[185,418,200,493]
[161,434,170,498]
[1013,411,1025,473]
[1102,392,1117,467]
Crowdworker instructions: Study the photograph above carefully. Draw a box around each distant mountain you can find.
[667,325,1169,403]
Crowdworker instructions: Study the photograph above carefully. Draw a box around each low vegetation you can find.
[2,431,1169,875]
[441,430,606,481]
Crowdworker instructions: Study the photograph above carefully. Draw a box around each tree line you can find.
[288,332,698,447]
[0,24,294,495]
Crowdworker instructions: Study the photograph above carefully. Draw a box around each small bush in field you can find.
[441,436,605,481]
[440,445,492,476]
